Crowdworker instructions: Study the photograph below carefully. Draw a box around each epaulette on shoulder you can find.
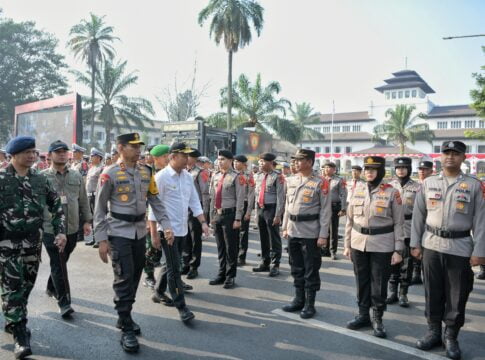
[464,173,482,184]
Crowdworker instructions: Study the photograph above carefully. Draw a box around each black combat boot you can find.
[416,322,442,350]
[398,286,409,308]
[411,263,423,284]
[119,315,139,353]
[347,309,372,330]
[12,323,32,359]
[476,265,485,280]
[385,282,398,304]
[116,314,141,335]
[443,326,461,360]
[300,290,316,319]
[372,309,386,338]
[282,288,305,312]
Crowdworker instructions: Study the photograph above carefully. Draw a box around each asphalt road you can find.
[1,220,484,360]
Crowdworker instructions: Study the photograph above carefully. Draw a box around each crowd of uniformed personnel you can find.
[0,134,484,359]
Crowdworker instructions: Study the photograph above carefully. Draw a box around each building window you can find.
[83,130,90,140]
[315,146,321,153]
[334,146,341,154]
[323,126,330,133]
[96,131,104,141]
[345,146,352,153]
[466,145,472,153]
[464,120,476,128]
[352,125,361,132]
[392,92,396,99]
[433,145,441,153]
[342,125,351,132]
[411,89,417,97]
[109,133,115,141]
[437,121,448,129]
[398,91,403,99]
[405,90,410,98]
[478,145,485,153]
[333,126,340,132]
[480,120,485,129]
[154,137,160,144]
[385,92,390,100]
[451,121,461,129]
[324,146,330,153]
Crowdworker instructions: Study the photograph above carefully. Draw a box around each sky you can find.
[2,0,485,119]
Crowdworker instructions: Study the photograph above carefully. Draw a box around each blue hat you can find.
[72,143,86,153]
[48,140,69,153]
[90,148,104,158]
[6,136,36,155]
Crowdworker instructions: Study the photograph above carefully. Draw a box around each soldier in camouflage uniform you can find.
[0,136,66,359]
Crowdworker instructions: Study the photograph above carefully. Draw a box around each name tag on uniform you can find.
[60,195,68,205]
[433,192,442,200]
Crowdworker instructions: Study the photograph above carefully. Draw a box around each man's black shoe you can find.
[300,290,316,319]
[209,276,225,285]
[320,248,331,257]
[59,304,74,318]
[143,276,155,289]
[443,326,461,360]
[372,310,386,338]
[12,324,32,359]
[331,252,338,260]
[269,266,280,277]
[186,269,198,279]
[346,314,372,330]
[151,292,174,307]
[252,264,270,272]
[282,288,305,312]
[223,277,235,289]
[416,324,442,350]
[178,306,195,323]
[92,243,99,248]
[476,265,485,280]
[120,330,139,353]
[116,317,141,335]
[181,266,190,275]
[85,240,95,246]
[182,282,193,291]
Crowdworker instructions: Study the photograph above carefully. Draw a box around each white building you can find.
[302,70,485,176]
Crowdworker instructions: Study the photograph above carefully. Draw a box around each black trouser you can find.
[43,232,77,307]
[351,249,393,313]
[422,248,474,328]
[86,195,96,243]
[238,201,250,261]
[183,212,202,270]
[288,237,322,291]
[108,235,146,315]
[325,202,341,254]
[389,238,413,289]
[155,234,186,309]
[214,211,238,279]
[257,204,282,266]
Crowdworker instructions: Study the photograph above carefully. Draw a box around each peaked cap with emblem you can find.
[418,160,433,169]
[72,143,86,153]
[441,140,466,154]
[117,132,145,145]
[291,149,315,161]
[394,157,412,167]
[170,142,196,154]
[90,147,104,158]
[351,165,362,171]
[363,156,385,169]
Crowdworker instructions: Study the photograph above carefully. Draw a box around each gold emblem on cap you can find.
[134,133,139,140]
[366,158,374,164]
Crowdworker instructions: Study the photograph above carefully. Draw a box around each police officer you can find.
[347,165,364,201]
[105,153,113,166]
[111,145,120,163]
[411,141,485,360]
[344,156,404,338]
[42,140,92,317]
[322,161,348,259]
[0,149,8,169]
[85,148,104,246]
[71,143,88,177]
[233,155,255,266]
[253,153,285,276]
[281,149,331,319]
[94,133,173,353]
[385,157,421,308]
[0,136,66,359]
[208,150,246,289]
[184,149,211,279]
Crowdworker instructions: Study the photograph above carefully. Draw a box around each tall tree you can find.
[198,0,264,130]
[67,14,119,145]
[73,60,154,151]
[288,102,324,147]
[373,104,434,155]
[0,11,67,145]
[465,46,485,140]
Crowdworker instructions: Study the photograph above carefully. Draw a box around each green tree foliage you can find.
[0,11,67,145]
[373,104,434,155]
[288,102,324,147]
[465,46,485,140]
[198,0,264,130]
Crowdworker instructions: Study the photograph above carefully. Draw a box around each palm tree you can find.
[198,0,264,130]
[67,14,119,144]
[289,102,324,147]
[73,60,154,151]
[219,73,301,142]
[373,104,434,154]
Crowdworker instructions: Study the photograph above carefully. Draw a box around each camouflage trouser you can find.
[143,234,162,278]
[0,247,40,329]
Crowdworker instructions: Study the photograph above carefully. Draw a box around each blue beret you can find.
[90,148,104,158]
[6,136,36,155]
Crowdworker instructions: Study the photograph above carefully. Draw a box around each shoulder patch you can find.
[381,183,393,190]
[100,173,110,186]
[321,178,329,195]
[394,190,402,205]
[278,174,285,184]
[239,174,247,186]
[249,174,255,187]
[200,170,209,183]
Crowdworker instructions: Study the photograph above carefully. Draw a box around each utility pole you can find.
[443,34,485,40]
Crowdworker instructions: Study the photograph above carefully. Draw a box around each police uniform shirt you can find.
[410,172,485,258]
[93,162,171,242]
[242,169,256,216]
[345,181,405,253]
[189,165,211,210]
[347,178,365,201]
[389,178,422,239]
[86,164,104,194]
[327,174,348,210]
[282,174,332,239]
[254,170,286,217]
[209,169,246,221]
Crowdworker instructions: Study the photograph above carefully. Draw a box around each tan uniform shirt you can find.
[242,170,256,217]
[345,181,405,252]
[188,165,211,213]
[326,175,348,210]
[209,169,246,221]
[86,164,103,194]
[389,178,422,239]
[282,174,332,239]
[254,170,286,217]
[93,162,171,242]
[347,178,365,202]
[410,172,485,258]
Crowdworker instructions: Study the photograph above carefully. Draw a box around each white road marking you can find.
[272,309,447,360]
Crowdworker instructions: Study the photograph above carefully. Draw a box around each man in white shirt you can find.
[148,143,209,323]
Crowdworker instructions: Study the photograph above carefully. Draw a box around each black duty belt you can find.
[353,224,394,235]
[425,225,470,239]
[216,207,236,215]
[111,212,145,223]
[2,230,40,241]
[404,214,412,220]
[332,202,341,206]
[289,214,319,222]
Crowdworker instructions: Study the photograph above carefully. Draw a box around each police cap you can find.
[292,149,315,162]
[90,148,104,158]
[363,156,385,169]
[170,142,196,154]
[418,161,433,169]
[72,143,86,153]
[394,157,412,167]
[322,161,336,168]
[116,132,145,145]
[351,165,362,171]
[48,140,69,153]
[442,141,466,154]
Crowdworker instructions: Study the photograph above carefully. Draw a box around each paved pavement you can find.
[1,220,484,360]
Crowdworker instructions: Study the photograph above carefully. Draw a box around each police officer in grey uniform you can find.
[253,153,285,276]
[347,165,364,201]
[85,148,104,245]
[386,157,421,307]
[411,141,485,360]
[282,149,331,319]
[71,144,87,177]
[344,156,404,338]
[94,133,173,353]
[208,150,246,289]
[321,161,347,259]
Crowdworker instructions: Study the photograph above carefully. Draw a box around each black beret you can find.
[363,156,385,169]
[418,161,433,169]
[259,152,276,161]
[117,132,145,145]
[6,136,36,155]
[322,161,336,168]
[442,141,466,154]
[394,157,412,167]
[234,155,248,163]
[218,149,233,159]
[292,149,315,162]
[48,140,69,153]
[351,165,362,171]
[189,149,202,158]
